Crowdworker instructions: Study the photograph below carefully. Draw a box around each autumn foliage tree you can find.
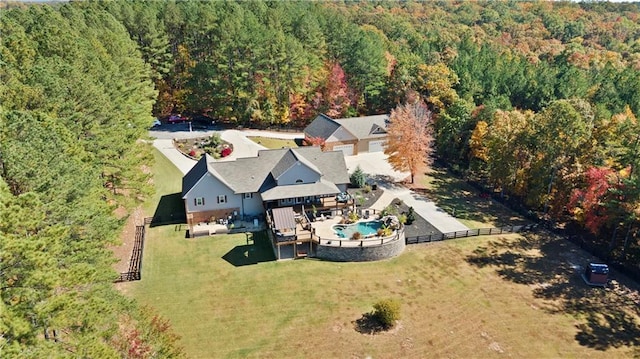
[303,135,326,150]
[569,167,621,234]
[385,98,434,183]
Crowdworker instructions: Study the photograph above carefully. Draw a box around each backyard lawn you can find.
[121,149,640,358]
[247,136,298,149]
[128,227,639,358]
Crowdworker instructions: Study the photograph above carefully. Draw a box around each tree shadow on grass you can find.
[353,313,388,335]
[222,231,276,267]
[417,167,530,227]
[150,192,186,227]
[467,231,640,350]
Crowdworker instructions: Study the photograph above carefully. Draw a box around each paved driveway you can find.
[220,130,266,161]
[343,152,408,183]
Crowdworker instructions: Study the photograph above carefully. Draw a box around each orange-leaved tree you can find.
[384,98,434,183]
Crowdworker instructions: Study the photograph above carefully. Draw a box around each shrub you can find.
[363,184,372,193]
[209,133,222,147]
[381,204,398,217]
[350,165,366,188]
[351,231,362,240]
[398,214,407,224]
[348,211,359,222]
[377,227,392,237]
[221,146,232,157]
[406,207,416,225]
[372,299,401,329]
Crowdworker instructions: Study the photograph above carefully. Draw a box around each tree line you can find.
[1,2,182,356]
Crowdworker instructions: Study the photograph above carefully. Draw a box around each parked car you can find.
[191,114,216,129]
[168,114,186,124]
[151,118,161,128]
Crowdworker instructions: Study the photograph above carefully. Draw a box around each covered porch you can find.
[267,206,316,260]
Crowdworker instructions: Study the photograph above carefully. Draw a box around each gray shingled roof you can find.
[270,149,321,180]
[303,114,341,139]
[182,153,212,198]
[182,147,350,199]
[334,114,389,140]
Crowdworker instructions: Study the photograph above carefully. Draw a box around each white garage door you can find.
[333,144,354,156]
[368,140,386,152]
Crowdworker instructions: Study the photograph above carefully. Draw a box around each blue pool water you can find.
[333,221,383,238]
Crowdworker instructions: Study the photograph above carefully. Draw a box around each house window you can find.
[217,195,227,204]
[194,197,205,206]
[244,193,253,199]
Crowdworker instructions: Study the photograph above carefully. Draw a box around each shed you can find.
[584,263,609,286]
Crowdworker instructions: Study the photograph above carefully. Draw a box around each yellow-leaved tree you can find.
[384,97,434,183]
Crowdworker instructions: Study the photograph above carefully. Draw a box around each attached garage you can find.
[333,144,354,156]
[368,140,386,152]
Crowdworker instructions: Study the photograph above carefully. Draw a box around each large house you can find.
[181,147,351,236]
[303,113,389,156]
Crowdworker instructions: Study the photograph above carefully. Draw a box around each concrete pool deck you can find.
[310,216,389,242]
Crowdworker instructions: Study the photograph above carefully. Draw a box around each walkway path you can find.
[370,182,469,234]
[153,139,196,175]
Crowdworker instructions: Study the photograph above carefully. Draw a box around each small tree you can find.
[303,135,326,149]
[406,207,416,225]
[372,299,401,329]
[385,98,434,183]
[350,165,366,188]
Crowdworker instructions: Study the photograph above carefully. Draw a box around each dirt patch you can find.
[110,207,144,275]
[347,186,384,209]
[383,198,441,238]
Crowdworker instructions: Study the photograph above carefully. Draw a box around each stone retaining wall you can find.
[315,231,405,262]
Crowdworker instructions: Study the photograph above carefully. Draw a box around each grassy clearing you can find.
[247,136,298,149]
[418,167,529,229]
[131,228,638,358]
[126,148,640,358]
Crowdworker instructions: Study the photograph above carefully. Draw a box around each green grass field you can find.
[247,136,298,149]
[125,149,640,358]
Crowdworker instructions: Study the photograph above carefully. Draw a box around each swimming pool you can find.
[333,221,383,238]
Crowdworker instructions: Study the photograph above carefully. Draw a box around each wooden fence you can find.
[405,223,538,245]
[115,225,146,283]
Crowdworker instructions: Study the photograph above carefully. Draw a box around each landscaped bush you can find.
[406,207,416,225]
[348,211,359,223]
[363,184,372,193]
[381,204,398,217]
[176,134,233,159]
[398,213,407,224]
[376,227,392,237]
[350,165,366,188]
[372,299,401,329]
[351,231,362,240]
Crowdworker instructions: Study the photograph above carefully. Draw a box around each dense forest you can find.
[1,0,640,355]
[0,2,182,357]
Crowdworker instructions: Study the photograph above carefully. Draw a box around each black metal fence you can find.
[405,223,538,245]
[115,225,146,283]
